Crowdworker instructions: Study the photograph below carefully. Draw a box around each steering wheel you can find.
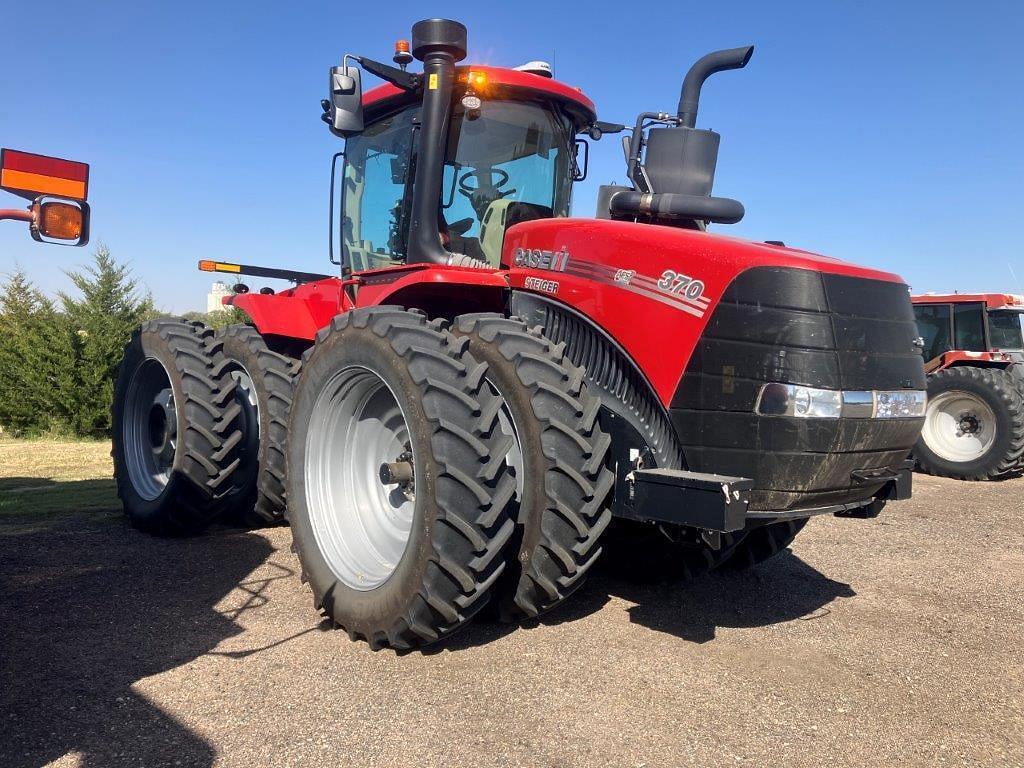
[458,169,516,220]
[458,168,511,196]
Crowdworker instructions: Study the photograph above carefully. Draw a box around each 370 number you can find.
[657,270,705,300]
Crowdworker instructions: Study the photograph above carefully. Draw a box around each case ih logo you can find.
[513,246,570,272]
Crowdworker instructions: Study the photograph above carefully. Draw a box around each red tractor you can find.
[911,292,1024,479]
[112,19,927,650]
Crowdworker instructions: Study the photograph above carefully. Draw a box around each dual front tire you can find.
[286,309,615,648]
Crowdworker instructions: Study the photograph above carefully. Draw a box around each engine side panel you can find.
[502,217,906,405]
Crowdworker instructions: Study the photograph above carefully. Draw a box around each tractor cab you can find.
[328,33,596,275]
[912,293,1024,367]
[339,79,583,271]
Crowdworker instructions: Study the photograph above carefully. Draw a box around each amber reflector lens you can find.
[199,260,216,271]
[38,202,83,240]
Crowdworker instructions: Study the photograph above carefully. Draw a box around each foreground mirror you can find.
[31,196,90,246]
[326,65,364,137]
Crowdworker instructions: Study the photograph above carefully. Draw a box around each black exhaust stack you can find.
[406,19,472,267]
[609,45,754,228]
[676,46,753,128]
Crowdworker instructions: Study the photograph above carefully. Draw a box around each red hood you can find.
[504,217,904,284]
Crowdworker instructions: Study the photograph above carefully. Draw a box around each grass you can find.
[0,438,118,519]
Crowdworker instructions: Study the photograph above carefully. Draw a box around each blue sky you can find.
[1,0,1022,312]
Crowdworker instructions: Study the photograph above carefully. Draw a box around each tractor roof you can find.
[911,292,1024,311]
[362,65,597,128]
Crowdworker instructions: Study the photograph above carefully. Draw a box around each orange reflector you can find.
[37,202,83,240]
[197,260,241,273]
[395,39,410,53]
[1,149,89,201]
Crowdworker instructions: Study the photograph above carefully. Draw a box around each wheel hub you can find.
[305,367,417,591]
[923,389,997,463]
[123,358,177,501]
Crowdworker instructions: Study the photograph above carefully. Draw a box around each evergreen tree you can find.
[59,245,154,437]
[0,270,73,436]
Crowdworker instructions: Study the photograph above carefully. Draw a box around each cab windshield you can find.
[442,99,575,265]
[340,98,574,271]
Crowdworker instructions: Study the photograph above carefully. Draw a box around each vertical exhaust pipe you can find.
[676,46,754,128]
[406,19,472,266]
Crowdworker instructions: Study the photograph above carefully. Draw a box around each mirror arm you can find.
[355,56,421,92]
[0,207,33,224]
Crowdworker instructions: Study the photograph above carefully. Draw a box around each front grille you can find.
[671,267,926,510]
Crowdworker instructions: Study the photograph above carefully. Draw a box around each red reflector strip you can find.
[0,149,89,200]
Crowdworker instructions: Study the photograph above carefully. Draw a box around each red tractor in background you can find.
[911,293,1024,479]
[111,19,927,651]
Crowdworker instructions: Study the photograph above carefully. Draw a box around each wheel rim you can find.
[305,366,417,591]
[229,365,260,480]
[923,389,997,463]
[123,358,177,501]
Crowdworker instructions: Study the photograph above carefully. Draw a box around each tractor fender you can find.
[510,290,685,473]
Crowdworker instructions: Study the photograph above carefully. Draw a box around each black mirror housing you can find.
[327,65,364,137]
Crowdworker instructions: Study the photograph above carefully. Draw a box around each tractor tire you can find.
[286,307,516,650]
[715,518,809,571]
[111,319,243,535]
[215,324,297,527]
[453,314,614,621]
[915,366,1024,480]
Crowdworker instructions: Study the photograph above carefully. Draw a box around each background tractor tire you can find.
[715,519,809,572]
[112,319,243,535]
[915,366,1024,480]
[287,307,516,651]
[216,324,297,527]
[453,314,614,621]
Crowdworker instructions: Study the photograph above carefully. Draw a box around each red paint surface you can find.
[912,293,1024,311]
[926,350,1016,373]
[1,149,89,181]
[501,218,906,404]
[235,217,909,408]
[362,65,596,123]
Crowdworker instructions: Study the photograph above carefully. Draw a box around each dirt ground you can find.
[1,440,1022,767]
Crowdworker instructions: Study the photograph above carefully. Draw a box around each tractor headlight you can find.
[755,384,925,419]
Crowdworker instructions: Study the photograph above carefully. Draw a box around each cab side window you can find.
[953,303,986,352]
[913,304,952,362]
[342,106,418,271]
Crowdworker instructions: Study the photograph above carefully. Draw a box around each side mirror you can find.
[572,139,589,182]
[327,65,364,137]
[31,196,90,246]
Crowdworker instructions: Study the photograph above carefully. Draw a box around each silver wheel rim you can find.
[923,390,997,463]
[305,366,417,591]
[230,365,260,478]
[123,358,176,501]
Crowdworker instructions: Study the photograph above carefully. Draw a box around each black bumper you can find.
[616,461,914,532]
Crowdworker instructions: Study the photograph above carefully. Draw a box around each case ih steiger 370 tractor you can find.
[112,19,928,650]
[911,292,1024,479]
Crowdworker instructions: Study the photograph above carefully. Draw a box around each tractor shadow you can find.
[0,491,278,768]
[445,550,854,650]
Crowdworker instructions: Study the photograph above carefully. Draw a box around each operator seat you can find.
[479,200,553,267]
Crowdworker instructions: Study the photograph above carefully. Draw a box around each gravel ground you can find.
[2,471,1022,768]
